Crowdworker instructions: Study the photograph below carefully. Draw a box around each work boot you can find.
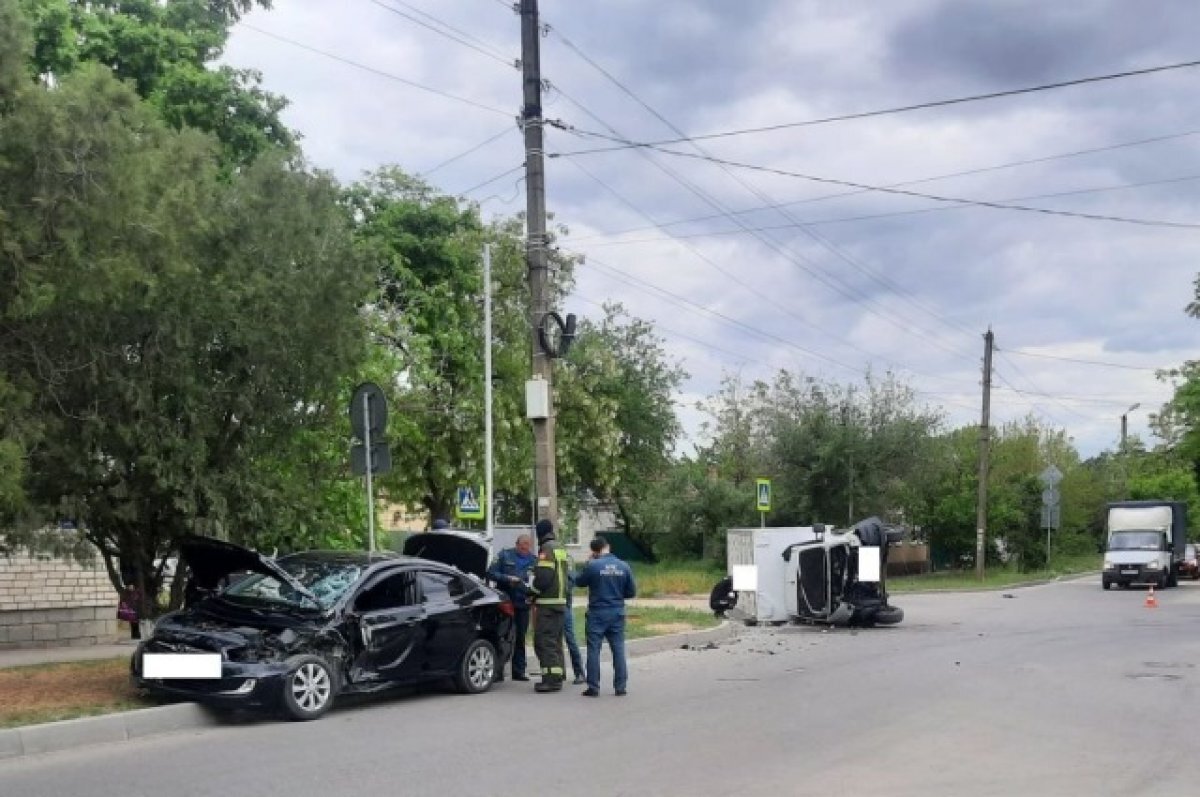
[581,688,599,697]
[572,674,585,685]
[512,674,529,682]
[534,680,562,693]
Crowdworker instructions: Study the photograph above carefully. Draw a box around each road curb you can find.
[627,619,739,657]
[0,703,221,762]
[0,623,737,761]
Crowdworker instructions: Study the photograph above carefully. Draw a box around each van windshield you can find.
[1108,531,1165,551]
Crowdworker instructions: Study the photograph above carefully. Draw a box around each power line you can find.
[1001,349,1164,372]
[419,125,515,178]
[561,56,1200,153]
[365,0,515,68]
[579,172,1200,245]
[549,81,978,368]
[457,163,524,195]
[996,357,1092,423]
[581,256,868,376]
[572,293,752,365]
[566,148,973,376]
[240,24,512,117]
[552,24,984,352]
[384,0,512,54]
[547,24,981,351]
[578,251,978,390]
[992,386,1146,406]
[566,128,1200,243]
[554,141,1200,230]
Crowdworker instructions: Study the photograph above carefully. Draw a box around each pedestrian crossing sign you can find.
[756,478,771,512]
[455,486,485,520]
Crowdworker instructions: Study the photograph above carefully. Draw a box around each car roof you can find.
[277,551,482,577]
[277,550,398,567]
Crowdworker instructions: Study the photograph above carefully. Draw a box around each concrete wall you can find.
[0,551,120,650]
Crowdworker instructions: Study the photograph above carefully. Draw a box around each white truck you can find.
[1102,500,1188,590]
[709,518,904,627]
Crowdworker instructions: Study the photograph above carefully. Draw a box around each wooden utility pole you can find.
[520,0,558,524]
[975,328,994,579]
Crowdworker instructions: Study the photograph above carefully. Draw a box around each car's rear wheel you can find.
[281,655,337,721]
[454,639,497,694]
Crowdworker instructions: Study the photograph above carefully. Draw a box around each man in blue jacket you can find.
[574,535,637,697]
[487,534,536,681]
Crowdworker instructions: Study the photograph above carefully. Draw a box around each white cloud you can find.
[222,0,1200,458]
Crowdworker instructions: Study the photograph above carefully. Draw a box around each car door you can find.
[417,569,475,674]
[348,569,426,684]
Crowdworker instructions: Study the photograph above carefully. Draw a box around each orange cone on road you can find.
[1145,585,1158,608]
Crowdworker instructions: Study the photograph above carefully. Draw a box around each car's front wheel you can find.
[454,639,497,695]
[281,655,338,721]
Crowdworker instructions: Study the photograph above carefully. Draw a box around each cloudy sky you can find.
[223,0,1200,456]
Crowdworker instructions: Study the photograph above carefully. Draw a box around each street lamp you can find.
[1120,403,1141,452]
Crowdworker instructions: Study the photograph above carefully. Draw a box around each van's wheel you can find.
[875,605,904,626]
[454,639,497,694]
[1168,568,1178,588]
[280,655,338,721]
[1102,581,1111,590]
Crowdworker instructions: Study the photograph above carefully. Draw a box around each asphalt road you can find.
[3,576,1200,797]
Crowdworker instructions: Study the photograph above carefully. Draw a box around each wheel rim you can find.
[292,663,331,712]
[467,645,495,690]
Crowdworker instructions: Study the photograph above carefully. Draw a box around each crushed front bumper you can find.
[131,646,292,709]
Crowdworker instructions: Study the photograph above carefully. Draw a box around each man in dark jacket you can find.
[530,519,570,692]
[487,534,536,682]
[574,535,637,697]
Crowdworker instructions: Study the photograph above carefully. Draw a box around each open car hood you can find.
[180,535,319,605]
[402,531,490,579]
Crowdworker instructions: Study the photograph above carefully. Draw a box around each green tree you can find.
[557,302,686,539]
[0,63,373,612]
[635,459,754,562]
[18,0,289,164]
[346,171,544,522]
[700,369,942,528]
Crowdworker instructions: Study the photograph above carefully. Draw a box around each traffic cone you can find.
[1145,585,1158,609]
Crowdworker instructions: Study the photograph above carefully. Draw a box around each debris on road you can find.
[680,641,722,651]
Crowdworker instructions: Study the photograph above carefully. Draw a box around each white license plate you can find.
[142,653,222,679]
[1121,569,1138,576]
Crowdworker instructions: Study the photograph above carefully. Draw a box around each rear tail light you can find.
[498,599,515,618]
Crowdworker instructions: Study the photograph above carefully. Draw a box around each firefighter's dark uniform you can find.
[530,521,570,692]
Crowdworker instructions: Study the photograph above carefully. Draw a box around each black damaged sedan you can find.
[132,532,515,721]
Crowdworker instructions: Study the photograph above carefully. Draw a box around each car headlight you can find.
[1145,561,1161,569]
[1103,560,1115,570]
